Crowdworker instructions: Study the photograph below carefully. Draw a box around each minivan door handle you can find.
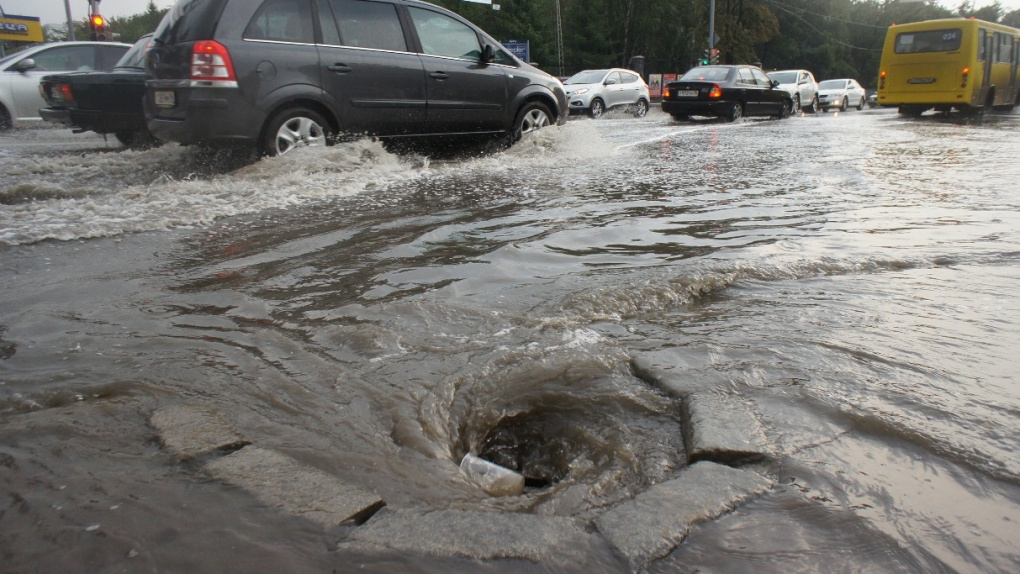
[327,64,353,74]
[429,71,449,80]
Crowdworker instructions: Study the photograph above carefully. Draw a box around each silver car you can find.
[767,69,818,113]
[817,78,867,112]
[563,68,650,118]
[0,41,130,129]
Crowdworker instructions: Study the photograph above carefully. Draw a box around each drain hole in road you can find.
[476,410,579,489]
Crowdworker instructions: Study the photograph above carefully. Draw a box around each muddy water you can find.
[1,110,1019,572]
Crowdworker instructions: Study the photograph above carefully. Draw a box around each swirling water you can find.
[1,110,1018,572]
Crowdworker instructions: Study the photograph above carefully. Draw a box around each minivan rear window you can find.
[152,0,230,44]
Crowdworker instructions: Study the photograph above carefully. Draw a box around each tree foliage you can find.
[11,0,1020,89]
[426,0,1017,87]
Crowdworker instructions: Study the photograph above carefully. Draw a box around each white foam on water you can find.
[0,139,424,246]
[1,123,620,246]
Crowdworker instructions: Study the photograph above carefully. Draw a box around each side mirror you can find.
[771,80,780,88]
[481,44,495,65]
[605,78,618,85]
[14,58,36,72]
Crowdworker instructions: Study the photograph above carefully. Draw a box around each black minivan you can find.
[144,0,568,155]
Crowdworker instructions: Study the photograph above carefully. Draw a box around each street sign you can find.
[501,39,530,63]
[0,14,44,43]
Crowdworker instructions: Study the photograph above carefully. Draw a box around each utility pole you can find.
[64,0,75,40]
[709,0,715,52]
[554,0,564,77]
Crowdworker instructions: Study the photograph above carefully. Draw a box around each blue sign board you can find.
[501,40,529,63]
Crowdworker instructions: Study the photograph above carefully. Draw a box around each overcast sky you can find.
[4,0,1020,28]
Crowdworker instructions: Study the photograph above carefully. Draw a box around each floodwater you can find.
[1,108,1019,573]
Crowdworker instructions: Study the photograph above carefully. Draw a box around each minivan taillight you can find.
[191,40,237,85]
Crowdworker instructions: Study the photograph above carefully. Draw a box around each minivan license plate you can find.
[677,90,698,97]
[154,90,176,108]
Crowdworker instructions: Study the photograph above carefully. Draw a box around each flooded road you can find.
[2,109,1019,572]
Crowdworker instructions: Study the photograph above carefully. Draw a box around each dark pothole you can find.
[476,410,578,488]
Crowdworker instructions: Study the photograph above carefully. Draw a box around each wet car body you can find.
[39,35,155,146]
[562,68,650,118]
[767,68,819,113]
[144,0,567,156]
[0,41,130,129]
[817,78,867,112]
[661,65,793,122]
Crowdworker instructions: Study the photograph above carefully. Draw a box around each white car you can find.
[0,41,130,129]
[563,68,651,118]
[817,78,867,112]
[767,69,818,113]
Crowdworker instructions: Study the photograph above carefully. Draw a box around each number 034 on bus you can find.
[877,18,1020,116]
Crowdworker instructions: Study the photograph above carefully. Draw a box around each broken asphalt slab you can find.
[204,446,385,527]
[345,507,597,563]
[149,404,250,460]
[595,461,773,567]
[683,393,770,463]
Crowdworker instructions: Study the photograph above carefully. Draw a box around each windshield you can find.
[767,71,799,83]
[818,80,848,89]
[565,70,609,84]
[679,66,731,82]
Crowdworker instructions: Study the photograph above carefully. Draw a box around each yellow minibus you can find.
[877,18,1020,115]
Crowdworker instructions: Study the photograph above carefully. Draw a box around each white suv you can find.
[767,69,818,113]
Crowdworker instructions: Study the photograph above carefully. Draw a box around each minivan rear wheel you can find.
[261,107,331,157]
[511,101,552,143]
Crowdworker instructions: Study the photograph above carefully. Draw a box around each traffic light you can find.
[701,49,710,66]
[710,49,720,65]
[90,14,107,41]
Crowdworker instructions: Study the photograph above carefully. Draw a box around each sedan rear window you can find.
[679,66,731,82]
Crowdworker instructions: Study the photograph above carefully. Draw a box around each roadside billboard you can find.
[0,14,44,43]
[648,74,662,98]
[501,39,529,63]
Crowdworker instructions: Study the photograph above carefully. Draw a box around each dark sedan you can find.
[661,65,793,122]
[39,34,156,147]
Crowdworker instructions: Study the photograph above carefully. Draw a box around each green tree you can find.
[107,1,169,44]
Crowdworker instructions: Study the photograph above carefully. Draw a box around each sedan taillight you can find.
[709,84,722,98]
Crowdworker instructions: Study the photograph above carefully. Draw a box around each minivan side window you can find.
[328,0,407,52]
[407,7,481,60]
[244,0,315,44]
